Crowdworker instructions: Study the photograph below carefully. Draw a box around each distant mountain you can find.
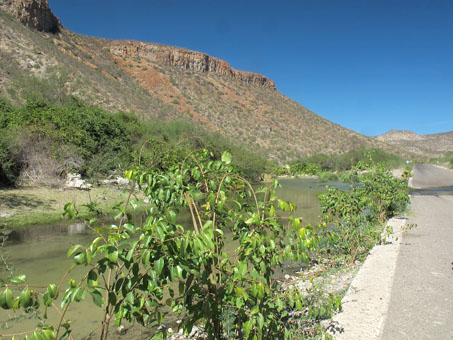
[376,130,453,155]
[0,0,395,162]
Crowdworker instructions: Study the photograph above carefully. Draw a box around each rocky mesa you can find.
[107,41,276,90]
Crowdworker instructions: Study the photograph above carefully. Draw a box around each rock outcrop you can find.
[0,0,60,33]
[108,41,277,90]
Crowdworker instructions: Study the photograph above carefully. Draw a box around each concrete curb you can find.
[327,216,407,340]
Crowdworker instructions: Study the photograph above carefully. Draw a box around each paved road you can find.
[410,163,453,189]
[381,164,453,339]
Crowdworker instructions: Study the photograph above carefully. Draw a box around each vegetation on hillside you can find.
[0,98,268,187]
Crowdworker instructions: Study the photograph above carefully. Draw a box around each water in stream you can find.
[0,177,348,339]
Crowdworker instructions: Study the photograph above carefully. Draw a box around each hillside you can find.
[0,0,394,163]
[376,130,453,155]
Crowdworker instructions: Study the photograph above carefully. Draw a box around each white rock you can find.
[65,173,92,190]
[116,176,130,185]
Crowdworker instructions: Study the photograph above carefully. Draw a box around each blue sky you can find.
[48,0,453,136]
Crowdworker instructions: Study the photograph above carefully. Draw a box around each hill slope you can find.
[0,0,393,162]
[376,130,453,155]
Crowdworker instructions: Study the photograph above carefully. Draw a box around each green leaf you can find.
[142,250,151,267]
[277,199,288,211]
[9,274,27,284]
[89,289,104,308]
[73,252,86,265]
[63,203,76,220]
[221,151,232,165]
[269,205,275,217]
[243,320,252,337]
[30,331,43,340]
[167,209,176,224]
[106,248,119,263]
[72,287,86,302]
[43,292,52,307]
[154,258,164,276]
[237,261,247,278]
[299,227,306,239]
[87,270,98,288]
[155,225,165,242]
[129,199,138,210]
[67,244,83,258]
[0,291,7,309]
[19,288,32,308]
[276,298,284,312]
[1,288,14,309]
[85,249,92,265]
[41,329,56,340]
[126,291,134,305]
[47,283,58,299]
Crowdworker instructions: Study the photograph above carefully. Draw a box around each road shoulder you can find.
[327,216,407,340]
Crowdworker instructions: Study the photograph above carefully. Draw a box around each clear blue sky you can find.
[48,0,453,136]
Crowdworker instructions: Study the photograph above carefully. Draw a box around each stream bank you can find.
[0,184,146,228]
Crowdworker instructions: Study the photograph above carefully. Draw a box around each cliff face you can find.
[108,41,277,90]
[0,0,60,32]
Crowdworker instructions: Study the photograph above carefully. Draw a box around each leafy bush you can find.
[317,172,338,183]
[0,99,21,185]
[0,131,20,186]
[287,149,405,176]
[0,101,133,185]
[118,117,268,182]
[1,151,328,340]
[319,162,410,262]
[0,100,269,186]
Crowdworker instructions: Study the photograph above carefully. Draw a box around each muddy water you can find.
[0,178,347,339]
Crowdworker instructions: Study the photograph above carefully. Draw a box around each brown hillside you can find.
[0,0,397,162]
[375,130,453,155]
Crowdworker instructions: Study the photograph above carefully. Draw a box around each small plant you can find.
[402,164,413,180]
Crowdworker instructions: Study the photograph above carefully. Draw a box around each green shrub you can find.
[288,149,405,177]
[318,172,338,183]
[319,162,410,262]
[0,101,133,185]
[120,118,268,182]
[0,131,20,186]
[0,100,268,186]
